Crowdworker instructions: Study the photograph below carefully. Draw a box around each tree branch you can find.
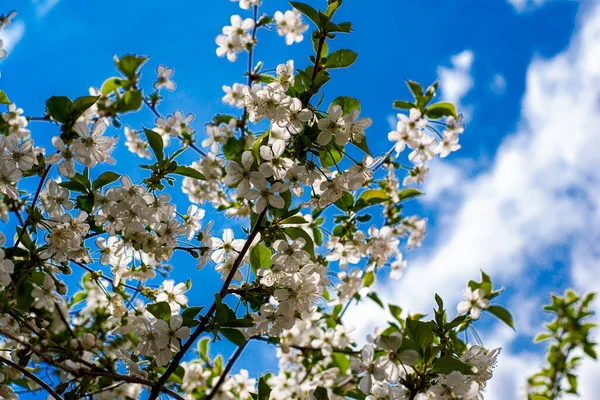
[0,355,64,400]
[206,340,249,400]
[148,208,267,400]
[11,164,52,254]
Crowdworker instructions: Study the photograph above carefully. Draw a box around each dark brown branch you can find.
[148,208,267,400]
[206,341,249,400]
[11,165,52,254]
[0,355,64,400]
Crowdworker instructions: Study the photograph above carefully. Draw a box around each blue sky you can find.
[2,0,599,398]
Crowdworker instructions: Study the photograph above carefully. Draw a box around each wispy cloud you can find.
[437,50,474,117]
[34,0,60,18]
[0,20,25,55]
[490,74,507,95]
[346,2,600,398]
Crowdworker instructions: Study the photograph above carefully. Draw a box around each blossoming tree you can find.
[0,2,595,400]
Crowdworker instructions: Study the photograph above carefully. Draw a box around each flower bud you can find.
[57,283,67,295]
[81,333,96,350]
[70,338,80,350]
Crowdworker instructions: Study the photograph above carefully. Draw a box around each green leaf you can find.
[487,305,515,330]
[220,328,247,346]
[393,100,416,110]
[71,291,87,306]
[331,96,360,115]
[325,49,358,69]
[46,96,73,123]
[567,373,578,394]
[181,306,204,321]
[351,135,371,155]
[284,227,315,258]
[59,180,89,193]
[0,90,11,105]
[221,317,254,328]
[334,191,354,211]
[115,54,148,78]
[406,319,434,349]
[325,0,341,17]
[72,96,99,120]
[432,356,477,375]
[214,354,223,375]
[213,114,237,125]
[343,389,366,399]
[367,292,384,308]
[313,387,329,400]
[289,1,321,26]
[426,102,457,119]
[363,271,375,287]
[198,337,210,361]
[533,333,551,343]
[389,304,403,323]
[250,244,272,274]
[319,146,343,168]
[311,70,331,91]
[101,77,126,95]
[146,302,171,321]
[406,80,423,98]
[173,165,206,181]
[355,189,389,210]
[398,188,422,201]
[583,343,597,360]
[335,22,353,33]
[92,171,120,190]
[280,215,308,225]
[258,376,272,400]
[118,90,143,113]
[143,128,165,161]
[75,193,94,213]
[313,35,329,57]
[223,137,244,160]
[332,352,350,375]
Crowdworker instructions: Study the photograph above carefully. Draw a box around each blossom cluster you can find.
[0,3,516,400]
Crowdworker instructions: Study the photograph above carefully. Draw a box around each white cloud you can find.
[0,20,25,55]
[507,0,551,12]
[34,0,60,18]
[347,2,600,398]
[491,74,507,95]
[420,160,466,203]
[437,50,474,109]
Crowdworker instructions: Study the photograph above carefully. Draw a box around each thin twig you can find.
[240,4,259,138]
[148,209,267,400]
[70,260,142,292]
[11,165,52,253]
[0,328,184,400]
[253,336,359,355]
[0,355,64,400]
[141,96,207,157]
[206,341,249,400]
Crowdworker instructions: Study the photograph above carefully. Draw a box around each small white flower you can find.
[156,280,189,315]
[457,287,489,319]
[154,65,176,91]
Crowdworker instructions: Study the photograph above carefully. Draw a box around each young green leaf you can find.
[487,305,515,330]
[173,166,206,181]
[143,128,165,161]
[92,171,120,190]
[325,49,358,69]
[0,90,11,105]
